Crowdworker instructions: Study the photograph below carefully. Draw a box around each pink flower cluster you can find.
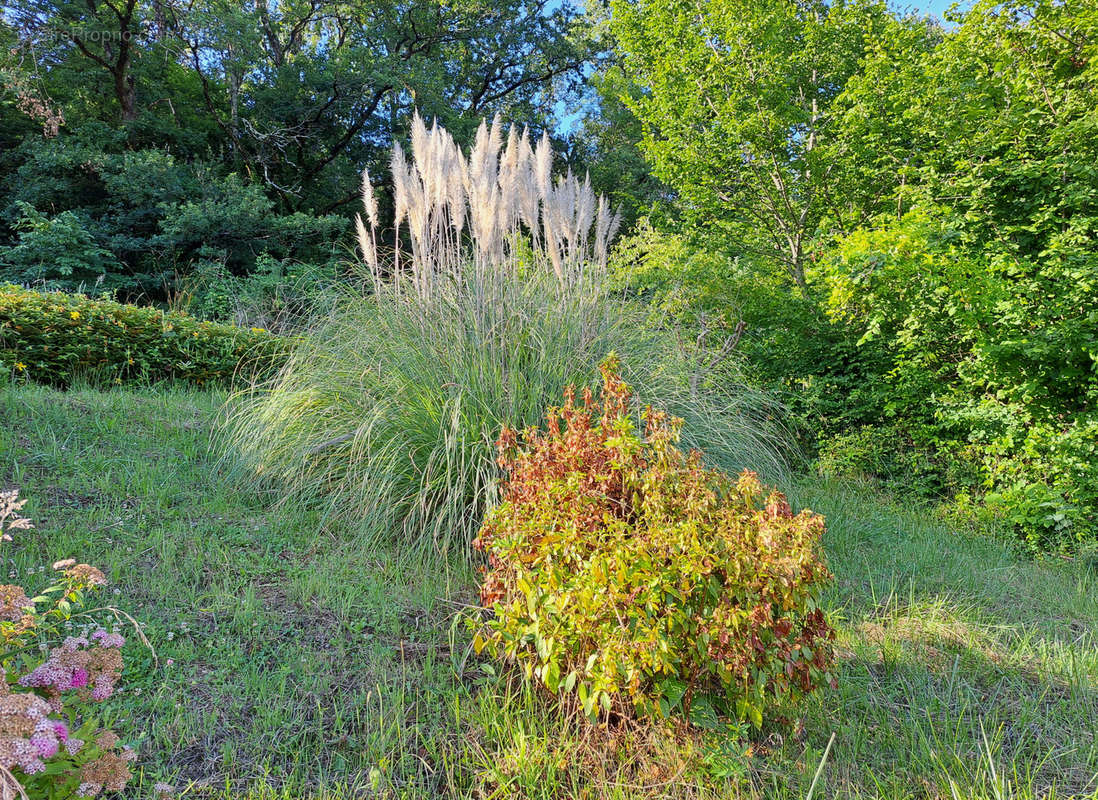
[0,689,78,775]
[91,630,125,649]
[0,493,138,798]
[19,631,125,705]
[74,733,136,797]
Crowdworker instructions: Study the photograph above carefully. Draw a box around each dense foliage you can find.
[610,0,1098,552]
[472,357,835,727]
[0,0,598,303]
[0,130,347,298]
[817,211,1098,551]
[610,0,900,294]
[0,285,284,386]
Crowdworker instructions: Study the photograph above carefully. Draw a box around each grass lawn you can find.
[2,383,1096,799]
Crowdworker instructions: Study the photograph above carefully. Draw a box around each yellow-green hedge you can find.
[0,285,286,387]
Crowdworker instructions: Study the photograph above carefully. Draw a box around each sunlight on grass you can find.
[3,385,1096,799]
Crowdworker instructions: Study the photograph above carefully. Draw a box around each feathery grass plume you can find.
[357,111,620,298]
[356,168,381,296]
[221,113,789,558]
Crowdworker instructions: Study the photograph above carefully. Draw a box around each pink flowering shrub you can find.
[0,489,139,799]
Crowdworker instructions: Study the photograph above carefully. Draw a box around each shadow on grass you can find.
[766,480,1098,798]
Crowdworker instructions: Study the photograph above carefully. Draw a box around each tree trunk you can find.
[115,67,136,122]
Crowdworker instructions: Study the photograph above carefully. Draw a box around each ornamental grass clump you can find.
[0,490,145,799]
[471,357,836,728]
[223,115,788,557]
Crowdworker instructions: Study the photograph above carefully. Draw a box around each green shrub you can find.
[179,252,339,333]
[472,357,835,728]
[0,284,285,387]
[607,219,896,461]
[816,426,895,483]
[950,404,1098,554]
[157,173,345,277]
[2,129,347,298]
[815,423,958,500]
[802,209,1098,552]
[0,202,126,294]
[176,255,241,322]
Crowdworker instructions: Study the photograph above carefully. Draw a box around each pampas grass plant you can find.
[356,113,621,302]
[221,115,787,557]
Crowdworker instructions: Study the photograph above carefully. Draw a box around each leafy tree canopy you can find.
[0,0,601,293]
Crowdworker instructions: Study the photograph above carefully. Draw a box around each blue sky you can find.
[914,0,952,13]
[906,0,969,19]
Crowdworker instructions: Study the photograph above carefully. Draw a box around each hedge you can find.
[0,285,286,387]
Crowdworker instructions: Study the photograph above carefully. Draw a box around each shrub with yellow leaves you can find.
[472,356,836,728]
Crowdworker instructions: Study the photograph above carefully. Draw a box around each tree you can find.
[0,201,124,292]
[833,0,1098,414]
[813,0,1098,548]
[610,0,899,294]
[3,0,599,214]
[170,0,598,212]
[568,65,668,228]
[0,0,602,294]
[7,0,149,122]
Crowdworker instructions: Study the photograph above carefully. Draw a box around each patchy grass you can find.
[2,383,1096,799]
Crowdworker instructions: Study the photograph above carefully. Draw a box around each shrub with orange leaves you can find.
[472,355,836,728]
